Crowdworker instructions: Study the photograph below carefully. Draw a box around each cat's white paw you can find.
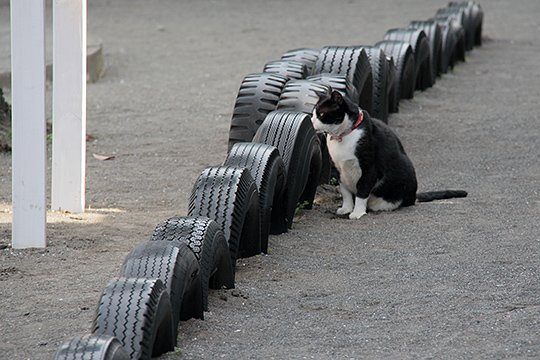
[348,211,366,220]
[336,207,352,215]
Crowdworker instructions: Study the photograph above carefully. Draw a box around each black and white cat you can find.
[311,90,466,219]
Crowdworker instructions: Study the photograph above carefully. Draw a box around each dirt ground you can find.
[1,0,539,359]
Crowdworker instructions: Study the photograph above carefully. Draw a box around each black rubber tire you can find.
[469,2,483,46]
[224,142,287,246]
[151,216,234,311]
[375,40,416,104]
[355,46,392,123]
[384,28,434,90]
[409,20,443,79]
[446,3,474,51]
[276,79,332,114]
[275,80,332,185]
[92,278,175,360]
[385,56,397,113]
[263,60,308,80]
[54,334,129,360]
[120,241,203,330]
[281,48,320,76]
[228,72,289,151]
[430,17,458,73]
[252,111,322,229]
[313,46,373,113]
[448,1,483,47]
[447,3,473,50]
[188,166,261,262]
[435,13,467,62]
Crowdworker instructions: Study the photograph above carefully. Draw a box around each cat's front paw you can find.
[336,207,352,215]
[348,211,366,220]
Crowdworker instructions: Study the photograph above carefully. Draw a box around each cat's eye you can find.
[318,112,324,117]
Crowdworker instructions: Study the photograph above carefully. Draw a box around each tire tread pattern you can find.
[188,166,261,262]
[384,28,433,90]
[281,48,320,75]
[225,142,287,245]
[375,40,416,103]
[409,20,443,79]
[252,111,321,228]
[54,334,129,360]
[120,241,203,328]
[151,216,234,311]
[92,278,174,360]
[228,73,289,150]
[263,60,308,80]
[313,47,373,113]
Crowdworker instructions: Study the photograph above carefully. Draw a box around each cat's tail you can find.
[416,190,468,202]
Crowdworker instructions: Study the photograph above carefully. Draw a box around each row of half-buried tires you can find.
[55,217,234,359]
[54,1,483,359]
[54,113,323,360]
[54,110,325,359]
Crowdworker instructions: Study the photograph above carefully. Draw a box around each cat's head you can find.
[311,90,357,135]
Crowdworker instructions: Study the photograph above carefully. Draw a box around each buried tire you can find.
[375,40,416,106]
[188,166,261,263]
[253,111,322,229]
[356,46,394,123]
[430,17,458,73]
[152,216,234,311]
[384,28,433,90]
[263,60,308,80]
[448,1,484,47]
[438,5,473,51]
[276,79,332,184]
[280,48,320,76]
[409,20,443,79]
[313,46,373,113]
[435,13,467,63]
[228,73,289,150]
[120,241,203,329]
[276,79,332,114]
[54,334,129,360]
[92,278,175,360]
[225,142,287,244]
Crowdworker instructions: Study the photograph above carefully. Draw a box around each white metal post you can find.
[51,0,87,213]
[10,0,47,248]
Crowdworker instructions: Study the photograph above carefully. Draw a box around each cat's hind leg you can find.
[367,194,401,212]
[337,183,354,215]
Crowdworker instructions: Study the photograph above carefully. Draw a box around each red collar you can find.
[329,112,364,142]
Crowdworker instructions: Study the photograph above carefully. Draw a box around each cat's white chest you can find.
[327,129,364,194]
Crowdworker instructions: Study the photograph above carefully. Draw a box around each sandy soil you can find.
[1,0,539,359]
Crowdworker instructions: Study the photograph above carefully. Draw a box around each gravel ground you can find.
[0,0,539,359]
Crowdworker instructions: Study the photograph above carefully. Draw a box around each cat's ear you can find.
[331,90,344,106]
[314,90,328,102]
